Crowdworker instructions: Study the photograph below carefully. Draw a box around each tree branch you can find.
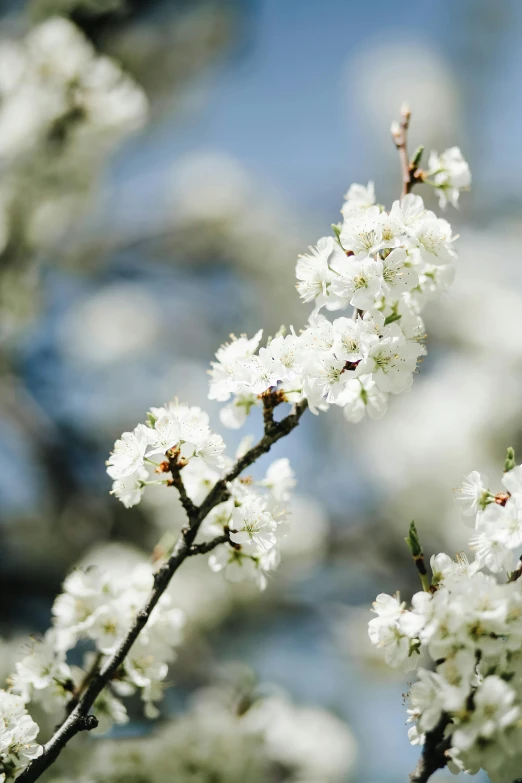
[409,716,450,783]
[188,532,230,556]
[167,454,197,518]
[16,398,308,783]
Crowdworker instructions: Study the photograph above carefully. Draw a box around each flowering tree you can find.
[0,100,473,782]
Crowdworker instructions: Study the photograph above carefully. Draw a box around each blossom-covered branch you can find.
[392,103,470,206]
[2,107,472,783]
[369,448,522,783]
[15,398,306,783]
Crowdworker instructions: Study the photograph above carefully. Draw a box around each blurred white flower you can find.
[59,285,161,365]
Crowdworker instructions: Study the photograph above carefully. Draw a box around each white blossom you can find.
[369,452,522,782]
[11,632,72,711]
[456,471,491,516]
[368,593,419,671]
[230,501,278,553]
[208,547,270,591]
[427,147,471,209]
[502,464,522,495]
[356,335,422,394]
[219,391,259,429]
[411,215,456,265]
[331,315,378,363]
[452,676,519,751]
[260,458,296,502]
[296,236,349,312]
[0,691,42,779]
[339,207,384,257]
[330,256,383,310]
[477,496,522,551]
[341,180,375,215]
[208,330,263,401]
[381,247,418,296]
[106,424,154,480]
[389,193,426,232]
[110,466,148,508]
[338,375,388,423]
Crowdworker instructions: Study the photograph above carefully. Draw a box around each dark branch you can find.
[188,533,229,556]
[409,716,450,783]
[192,398,307,529]
[167,453,197,518]
[16,398,308,783]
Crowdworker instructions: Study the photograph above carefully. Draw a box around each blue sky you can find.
[115,0,522,224]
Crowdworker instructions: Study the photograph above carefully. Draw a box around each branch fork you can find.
[16,397,308,782]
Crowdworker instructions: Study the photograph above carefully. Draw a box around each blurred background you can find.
[0,0,521,780]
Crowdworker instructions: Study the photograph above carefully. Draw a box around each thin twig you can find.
[16,397,308,783]
[167,453,197,518]
[188,534,229,556]
[391,105,423,198]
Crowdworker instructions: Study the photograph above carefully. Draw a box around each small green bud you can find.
[405,521,422,558]
[384,312,402,327]
[147,412,157,427]
[408,638,421,657]
[410,145,424,169]
[331,223,342,242]
[505,447,516,473]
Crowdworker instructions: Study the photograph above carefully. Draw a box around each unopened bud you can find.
[504,446,516,473]
[331,223,342,242]
[410,145,424,169]
[405,520,422,558]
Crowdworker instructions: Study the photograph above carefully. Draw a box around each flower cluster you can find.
[0,691,42,781]
[210,156,469,428]
[105,139,471,604]
[107,401,226,508]
[107,394,296,589]
[369,451,522,782]
[426,147,471,209]
[10,562,184,731]
[201,456,296,590]
[0,14,147,275]
[0,16,147,162]
[46,674,357,783]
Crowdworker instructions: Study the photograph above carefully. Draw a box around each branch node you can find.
[78,715,98,732]
[16,400,308,783]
